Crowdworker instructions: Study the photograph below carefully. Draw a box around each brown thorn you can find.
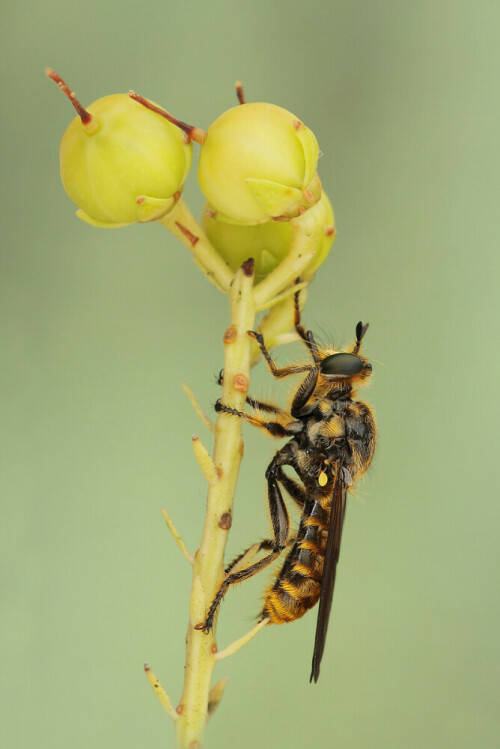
[176,704,184,715]
[242,257,255,277]
[219,512,232,530]
[235,81,245,105]
[129,91,207,144]
[223,326,237,344]
[292,119,303,131]
[233,374,249,393]
[45,68,92,124]
[211,643,218,654]
[326,226,335,237]
[303,189,315,204]
[175,221,199,246]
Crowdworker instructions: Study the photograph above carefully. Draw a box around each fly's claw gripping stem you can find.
[194,620,212,635]
[247,330,262,344]
[195,597,219,634]
[214,399,242,419]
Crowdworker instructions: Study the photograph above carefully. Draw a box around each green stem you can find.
[175,264,256,749]
[252,201,324,309]
[159,199,234,293]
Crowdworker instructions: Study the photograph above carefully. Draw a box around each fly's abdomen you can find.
[262,504,328,624]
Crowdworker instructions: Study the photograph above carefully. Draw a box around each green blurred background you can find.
[2,1,499,747]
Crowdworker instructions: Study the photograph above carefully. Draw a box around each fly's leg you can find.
[224,538,295,575]
[290,367,319,418]
[247,329,319,417]
[214,399,299,438]
[195,446,296,633]
[224,540,275,575]
[247,331,313,379]
[217,368,287,415]
[293,282,306,340]
[293,283,321,364]
[275,467,307,508]
[246,281,320,377]
[244,395,283,414]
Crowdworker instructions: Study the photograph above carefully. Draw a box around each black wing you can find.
[310,463,347,683]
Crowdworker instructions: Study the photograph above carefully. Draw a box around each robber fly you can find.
[195,293,376,682]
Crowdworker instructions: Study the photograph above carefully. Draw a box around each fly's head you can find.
[317,322,372,398]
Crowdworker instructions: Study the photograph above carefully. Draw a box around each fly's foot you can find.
[215,399,241,418]
[194,599,220,633]
[247,330,263,345]
[194,620,212,634]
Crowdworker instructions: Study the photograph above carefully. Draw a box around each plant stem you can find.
[159,199,234,293]
[252,201,324,309]
[175,264,256,749]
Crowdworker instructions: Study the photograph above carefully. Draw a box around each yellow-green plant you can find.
[47,69,335,749]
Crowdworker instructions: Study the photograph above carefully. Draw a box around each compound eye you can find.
[320,353,363,376]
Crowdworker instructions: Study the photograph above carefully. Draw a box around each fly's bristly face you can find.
[314,324,373,400]
[319,349,371,382]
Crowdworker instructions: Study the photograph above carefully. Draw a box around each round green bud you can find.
[59,94,192,227]
[201,192,335,282]
[197,102,321,224]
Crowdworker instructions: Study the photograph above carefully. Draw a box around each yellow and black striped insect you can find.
[195,296,376,682]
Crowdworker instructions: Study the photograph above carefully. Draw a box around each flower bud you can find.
[197,102,321,224]
[48,71,192,227]
[201,192,335,282]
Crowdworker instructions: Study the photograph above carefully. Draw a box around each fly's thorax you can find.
[294,396,376,488]
[306,412,345,445]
